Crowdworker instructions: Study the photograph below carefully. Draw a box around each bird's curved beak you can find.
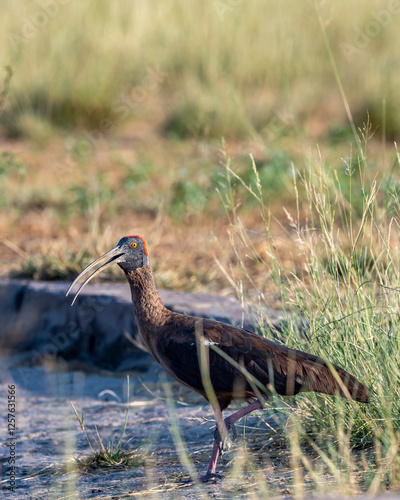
[66,246,124,305]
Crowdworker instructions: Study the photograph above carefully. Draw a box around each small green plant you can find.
[124,159,154,190]
[0,152,25,178]
[70,377,144,471]
[69,175,116,217]
[168,178,209,220]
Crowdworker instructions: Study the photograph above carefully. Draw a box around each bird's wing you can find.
[154,316,300,397]
[200,319,369,401]
[154,316,369,403]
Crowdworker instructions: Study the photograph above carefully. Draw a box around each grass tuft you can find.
[74,444,144,471]
[70,377,144,472]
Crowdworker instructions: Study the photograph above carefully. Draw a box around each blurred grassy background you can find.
[2,1,400,138]
[0,0,399,292]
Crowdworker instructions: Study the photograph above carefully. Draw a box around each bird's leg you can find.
[200,404,225,482]
[215,398,267,453]
[201,398,267,482]
[200,434,222,482]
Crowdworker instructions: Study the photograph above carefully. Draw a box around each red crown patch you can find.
[125,235,148,256]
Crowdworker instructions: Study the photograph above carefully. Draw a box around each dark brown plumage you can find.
[67,235,370,481]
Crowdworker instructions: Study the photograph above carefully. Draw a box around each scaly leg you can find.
[216,399,265,453]
[201,398,267,482]
[200,403,225,482]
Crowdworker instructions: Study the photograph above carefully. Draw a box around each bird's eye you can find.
[132,242,137,248]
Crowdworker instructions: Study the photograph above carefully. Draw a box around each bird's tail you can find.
[297,355,370,403]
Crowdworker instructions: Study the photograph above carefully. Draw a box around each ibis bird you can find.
[67,235,369,481]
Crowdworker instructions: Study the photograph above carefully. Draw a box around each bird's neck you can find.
[125,265,170,330]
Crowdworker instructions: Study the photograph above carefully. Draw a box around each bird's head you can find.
[66,235,149,305]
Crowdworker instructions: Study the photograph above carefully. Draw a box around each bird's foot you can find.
[200,471,223,482]
[214,419,237,455]
[229,421,238,441]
